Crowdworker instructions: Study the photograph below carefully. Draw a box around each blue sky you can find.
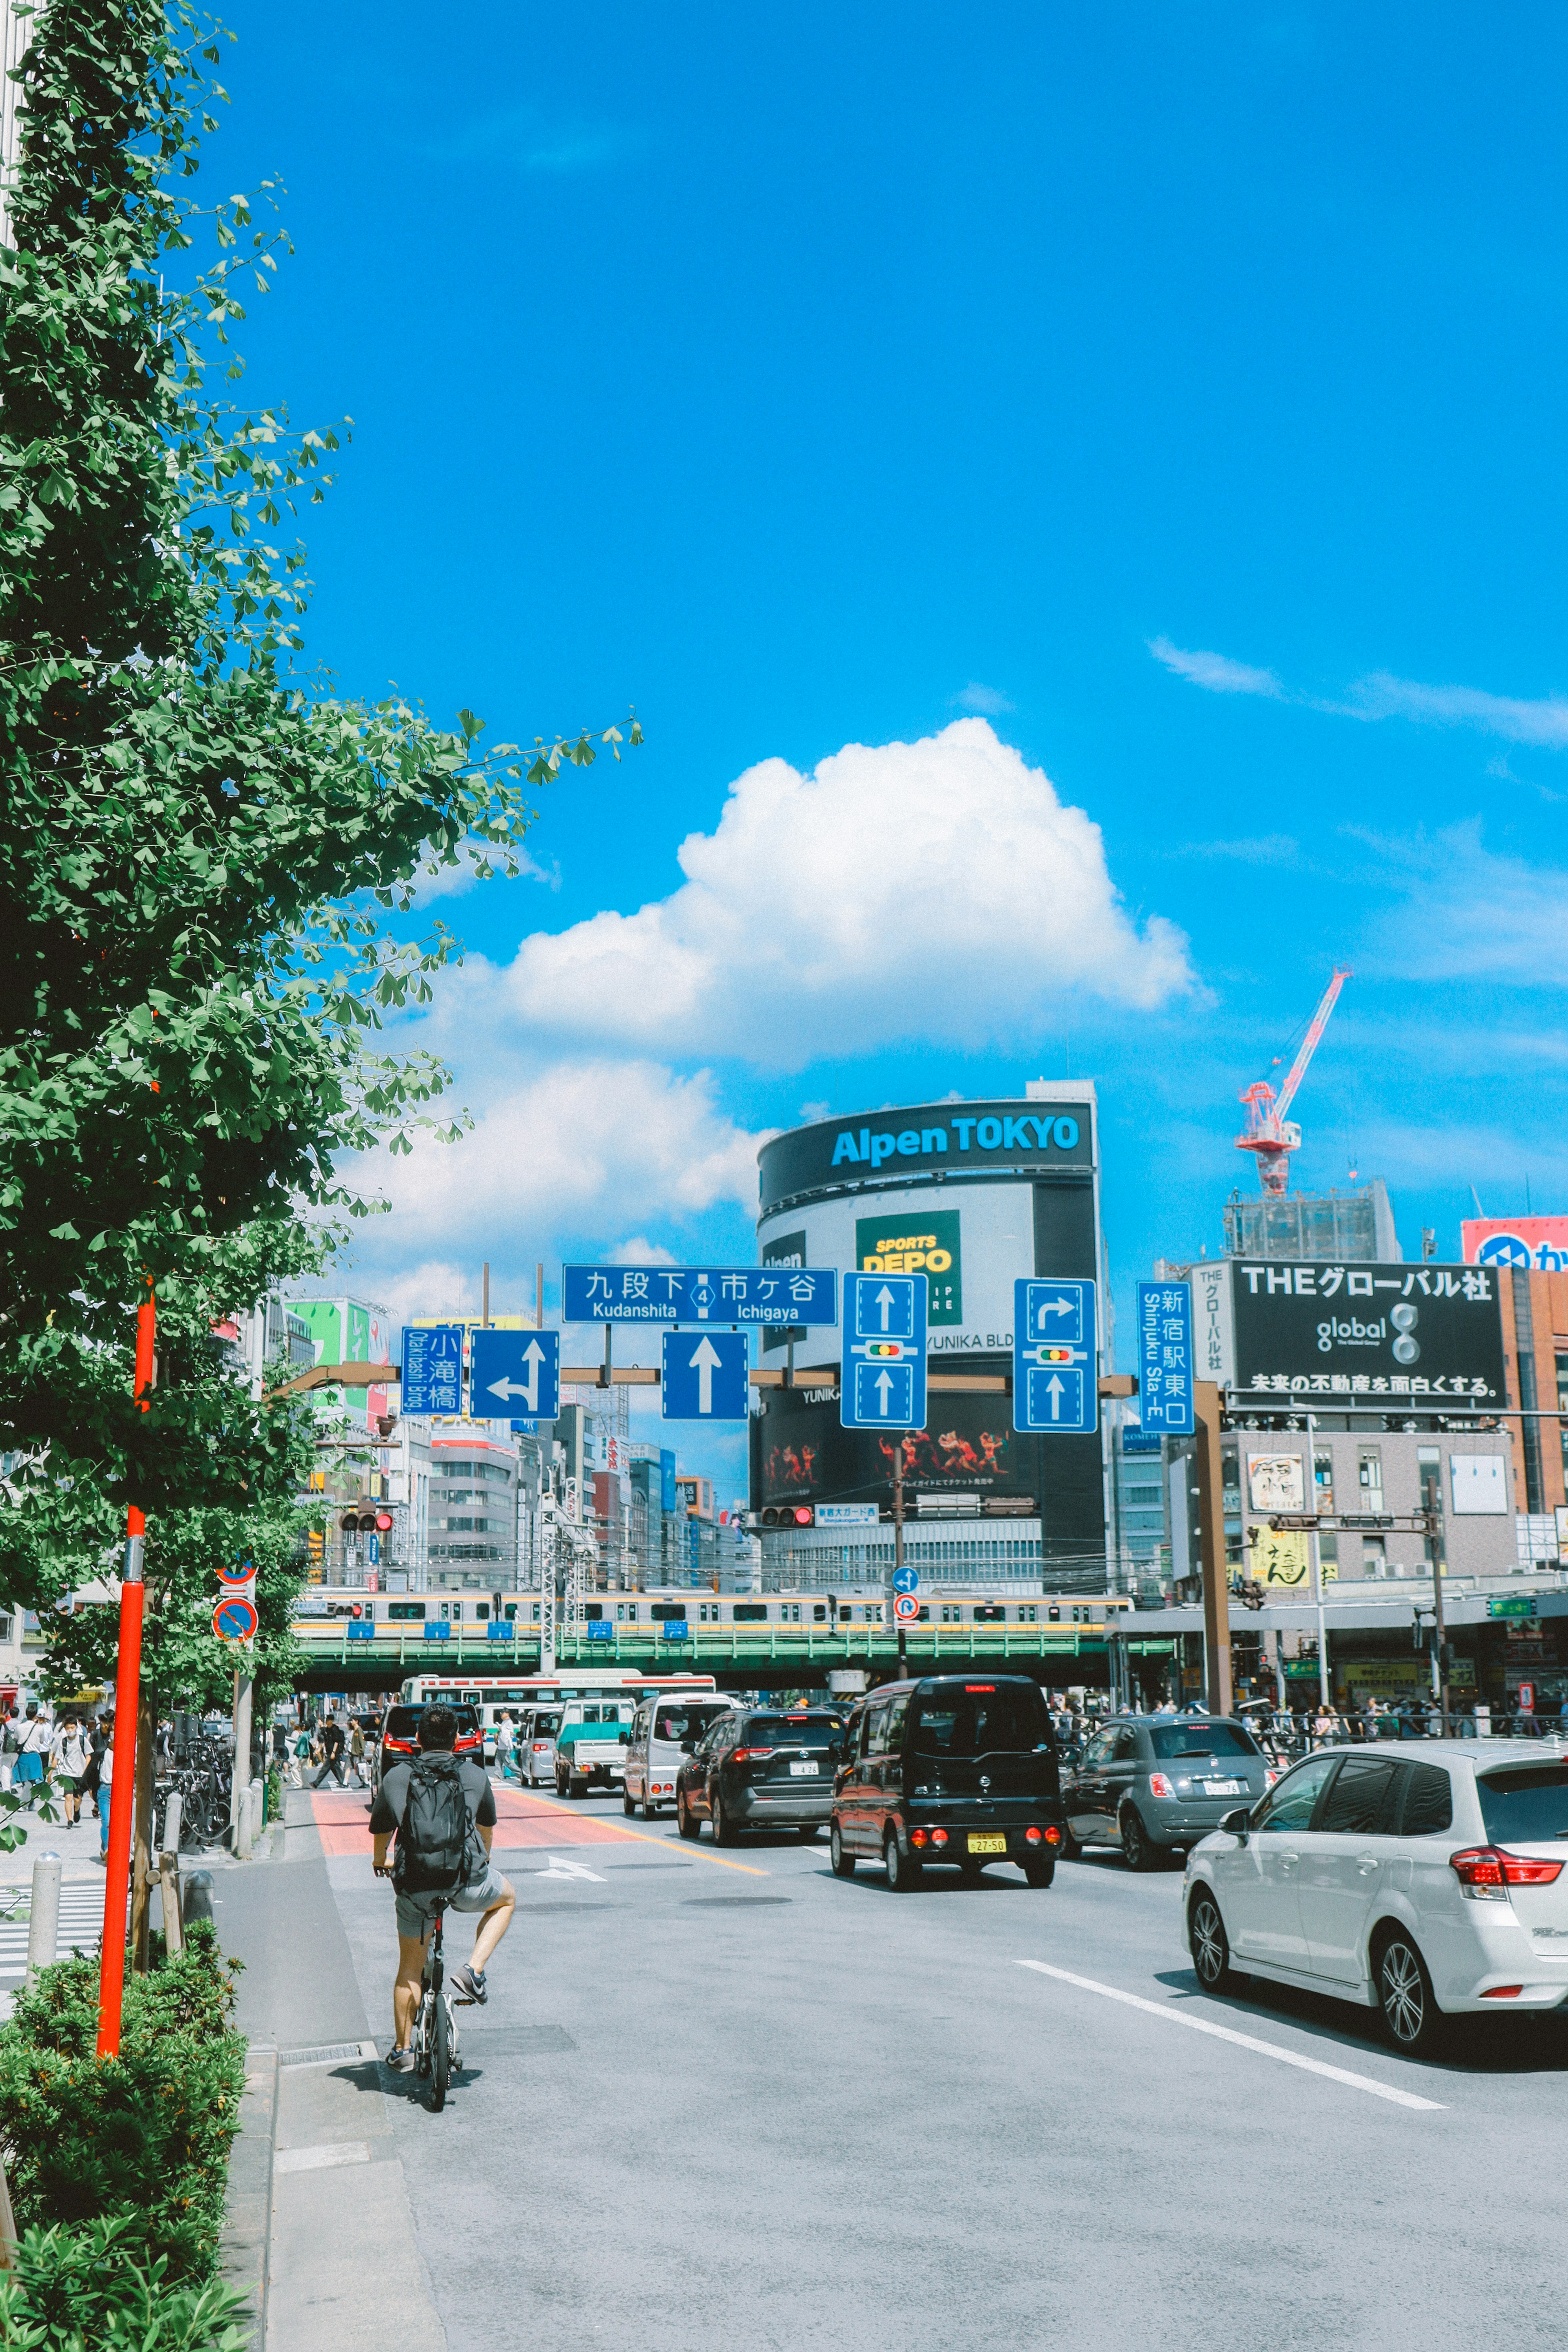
[215,4,1568,1492]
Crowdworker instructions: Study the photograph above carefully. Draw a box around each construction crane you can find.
[1236,966,1352,1198]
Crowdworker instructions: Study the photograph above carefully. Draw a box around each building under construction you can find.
[1223,1178,1400,1264]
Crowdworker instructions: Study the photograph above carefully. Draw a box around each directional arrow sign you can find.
[661,1328,750,1421]
[1013,1277,1097,1435]
[892,1565,919,1594]
[842,1272,927,1430]
[470,1328,560,1423]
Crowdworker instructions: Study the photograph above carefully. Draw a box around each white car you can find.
[1184,1740,1568,2054]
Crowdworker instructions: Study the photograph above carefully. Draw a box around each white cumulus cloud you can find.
[356,1060,765,1261]
[503,719,1192,1067]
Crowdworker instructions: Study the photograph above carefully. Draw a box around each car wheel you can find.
[1120,1808,1158,1873]
[1188,1887,1234,1991]
[712,1796,735,1846]
[797,1824,820,1840]
[830,1822,855,1877]
[1024,1859,1056,1889]
[1059,1825,1082,1861]
[623,1790,635,1816]
[884,1832,920,1891]
[1374,1929,1444,2056]
[677,1796,700,1841]
[640,1795,657,1823]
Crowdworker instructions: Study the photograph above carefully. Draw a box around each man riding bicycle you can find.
[370,1702,516,2071]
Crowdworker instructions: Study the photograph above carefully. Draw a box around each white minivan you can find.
[623,1692,740,1820]
[1184,1739,1568,2054]
[517,1705,563,1787]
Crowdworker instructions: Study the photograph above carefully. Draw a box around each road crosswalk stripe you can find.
[0,1889,104,1974]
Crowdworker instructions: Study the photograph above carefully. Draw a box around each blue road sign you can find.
[842,1271,927,1430]
[661,1328,751,1421]
[660,1619,690,1641]
[400,1324,464,1416]
[212,1595,258,1642]
[470,1327,560,1422]
[1135,1279,1194,1438]
[892,1565,919,1594]
[1013,1278,1098,1435]
[563,1264,836,1327]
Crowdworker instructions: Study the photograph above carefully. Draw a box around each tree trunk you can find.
[130,1690,155,1971]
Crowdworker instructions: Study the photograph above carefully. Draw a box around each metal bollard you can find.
[182,1869,214,1928]
[24,1852,60,1991]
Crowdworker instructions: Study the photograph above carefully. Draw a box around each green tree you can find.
[0,0,635,1595]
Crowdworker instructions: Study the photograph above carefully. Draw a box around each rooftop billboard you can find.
[1461,1216,1568,1273]
[1229,1261,1506,1405]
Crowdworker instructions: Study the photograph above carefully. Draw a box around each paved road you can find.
[255,1786,1568,2352]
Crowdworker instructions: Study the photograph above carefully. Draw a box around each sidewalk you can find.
[217,1787,447,2352]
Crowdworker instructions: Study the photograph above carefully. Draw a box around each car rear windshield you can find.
[911,1685,1052,1757]
[743,1715,843,1748]
[530,1712,561,1734]
[1477,1765,1568,1844]
[1149,1724,1259,1760]
[381,1706,477,1742]
[655,1705,730,1742]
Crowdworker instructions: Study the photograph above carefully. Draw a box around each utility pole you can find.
[1306,1412,1329,1707]
[1428,1503,1450,1724]
[1192,1380,1232,1717]
[98,1286,155,2057]
[482,1261,489,1327]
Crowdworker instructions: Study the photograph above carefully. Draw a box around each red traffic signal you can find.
[374,1511,394,1532]
[755,1505,814,1529]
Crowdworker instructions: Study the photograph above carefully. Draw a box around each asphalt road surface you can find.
[253,1785,1568,2352]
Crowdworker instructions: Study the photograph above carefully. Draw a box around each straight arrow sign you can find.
[690,1336,721,1414]
[1046,1374,1064,1419]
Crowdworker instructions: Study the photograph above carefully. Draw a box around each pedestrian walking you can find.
[311,1715,348,1788]
[291,1724,311,1788]
[12,1703,48,1808]
[96,1717,115,1860]
[347,1721,367,1788]
[53,1715,90,1827]
[495,1713,516,1779]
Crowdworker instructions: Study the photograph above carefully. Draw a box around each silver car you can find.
[1061,1714,1276,1870]
[518,1706,562,1787]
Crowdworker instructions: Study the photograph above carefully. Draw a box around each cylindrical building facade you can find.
[750,1085,1108,1581]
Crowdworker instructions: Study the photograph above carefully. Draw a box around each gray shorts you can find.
[395,1861,510,1941]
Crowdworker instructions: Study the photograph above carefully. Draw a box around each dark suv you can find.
[676,1705,847,1842]
[829,1675,1064,1890]
[1059,1713,1273,1870]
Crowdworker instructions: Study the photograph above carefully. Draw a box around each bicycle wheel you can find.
[431,1990,450,2109]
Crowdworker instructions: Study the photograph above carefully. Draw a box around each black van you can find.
[829,1675,1064,1890]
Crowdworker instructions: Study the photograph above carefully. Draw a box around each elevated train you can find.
[293,1586,1130,1637]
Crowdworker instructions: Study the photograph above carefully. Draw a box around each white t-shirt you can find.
[56,1728,89,1777]
[100,1742,114,1788]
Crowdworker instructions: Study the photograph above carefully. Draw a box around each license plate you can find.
[967,1833,1007,1855]
[1205,1779,1242,1796]
[789,1761,816,1777]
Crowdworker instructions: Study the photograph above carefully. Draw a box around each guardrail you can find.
[289,1621,1167,1673]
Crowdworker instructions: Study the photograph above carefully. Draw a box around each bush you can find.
[0,2213,249,2350]
[0,1924,246,2283]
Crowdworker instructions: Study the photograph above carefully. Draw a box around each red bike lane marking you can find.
[310,1785,645,1859]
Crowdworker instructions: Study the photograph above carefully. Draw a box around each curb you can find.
[220,2038,278,2345]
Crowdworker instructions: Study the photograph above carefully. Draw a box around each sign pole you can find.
[1428,1503,1450,1726]
[97,1287,155,2059]
[1306,1413,1330,1708]
[1192,1380,1232,1717]
[891,1457,907,1679]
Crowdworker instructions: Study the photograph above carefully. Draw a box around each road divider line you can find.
[1013,1960,1445,2111]
[503,1787,768,1877]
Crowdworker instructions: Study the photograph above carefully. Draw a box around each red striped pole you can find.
[97,1290,155,2058]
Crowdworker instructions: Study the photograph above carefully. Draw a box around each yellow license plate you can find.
[967,1833,1007,1855]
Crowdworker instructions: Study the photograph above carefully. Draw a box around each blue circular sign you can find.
[1477,1232,1532,1269]
[892,1566,919,1594]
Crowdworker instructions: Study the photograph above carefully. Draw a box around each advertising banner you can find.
[1461,1216,1568,1272]
[1229,1261,1506,1404]
[758,1096,1095,1211]
[856,1209,962,1324]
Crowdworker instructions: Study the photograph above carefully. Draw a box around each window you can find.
[1019,1606,1037,1624]
[1254,1753,1336,1832]
[733,1604,768,1623]
[1477,1765,1568,1844]
[1358,1448,1383,1510]
[1313,1448,1335,1515]
[582,1603,604,1622]
[1399,1763,1454,1836]
[975,1605,1005,1623]
[865,1703,891,1756]
[910,1684,1051,1756]
[651,1603,687,1621]
[387,1601,425,1622]
[1109,1728,1139,1763]
[1319,1757,1399,1836]
[1149,1724,1259,1760]
[1080,1730,1115,1771]
[813,1604,828,1623]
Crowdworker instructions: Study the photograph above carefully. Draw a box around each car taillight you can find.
[911,1828,928,1847]
[731,1747,773,1765]
[1044,1824,1061,1845]
[532,1742,547,1752]
[1265,1769,1279,1786]
[1449,1846,1565,1900]
[1148,1773,1175,1800]
[1025,1826,1043,1846]
[1481,1985,1524,1998]
[931,1828,949,1847]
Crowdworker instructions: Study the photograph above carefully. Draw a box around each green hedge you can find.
[0,1924,247,2284]
[0,2213,249,2350]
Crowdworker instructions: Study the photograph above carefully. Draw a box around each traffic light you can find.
[750,1505,815,1530]
[356,1512,379,1533]
[339,1513,359,1534]
[1237,1579,1265,1612]
[374,1511,394,1532]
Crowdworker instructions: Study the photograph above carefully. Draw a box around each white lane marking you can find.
[538,1854,607,1884]
[275,2141,371,2174]
[1013,1960,1446,2111]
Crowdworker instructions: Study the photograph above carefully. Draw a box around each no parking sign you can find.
[213,1594,258,1643]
